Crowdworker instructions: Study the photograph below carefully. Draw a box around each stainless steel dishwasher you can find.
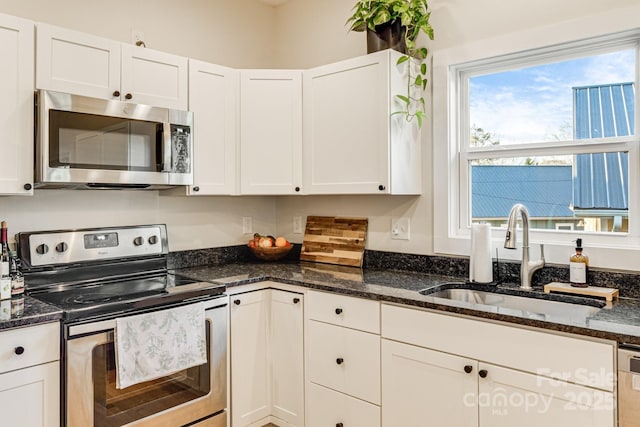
[619,345,640,427]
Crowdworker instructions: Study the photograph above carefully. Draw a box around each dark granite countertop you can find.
[0,296,63,331]
[174,260,640,346]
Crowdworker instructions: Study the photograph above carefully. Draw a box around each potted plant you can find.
[347,0,434,127]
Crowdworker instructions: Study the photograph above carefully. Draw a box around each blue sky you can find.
[469,49,635,145]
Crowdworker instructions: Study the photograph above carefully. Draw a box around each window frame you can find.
[433,27,640,269]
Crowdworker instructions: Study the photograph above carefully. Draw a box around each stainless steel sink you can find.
[419,283,604,320]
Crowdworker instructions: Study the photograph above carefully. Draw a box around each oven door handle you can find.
[67,297,228,337]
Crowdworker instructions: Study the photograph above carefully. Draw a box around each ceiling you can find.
[255,0,290,6]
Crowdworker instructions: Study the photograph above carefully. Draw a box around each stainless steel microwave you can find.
[35,90,193,189]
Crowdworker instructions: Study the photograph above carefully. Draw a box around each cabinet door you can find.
[188,60,238,195]
[0,13,34,195]
[240,70,302,195]
[270,290,304,426]
[121,44,188,110]
[303,51,390,194]
[478,363,614,427]
[381,339,478,427]
[230,290,271,427]
[308,320,380,404]
[307,382,380,427]
[0,361,60,427]
[36,23,120,100]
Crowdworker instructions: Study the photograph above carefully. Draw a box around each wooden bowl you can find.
[248,244,294,261]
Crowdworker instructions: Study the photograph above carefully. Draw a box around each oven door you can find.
[65,298,227,427]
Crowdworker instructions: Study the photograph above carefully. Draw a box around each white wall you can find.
[0,0,279,251]
[0,0,278,68]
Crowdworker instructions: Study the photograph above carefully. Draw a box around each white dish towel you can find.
[115,302,207,389]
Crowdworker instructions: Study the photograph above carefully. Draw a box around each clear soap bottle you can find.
[569,238,589,287]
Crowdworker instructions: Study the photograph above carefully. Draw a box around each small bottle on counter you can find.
[9,251,24,297]
[569,238,589,288]
[0,221,11,300]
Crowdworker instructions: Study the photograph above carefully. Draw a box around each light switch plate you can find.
[391,217,410,240]
[293,216,303,234]
[242,217,252,234]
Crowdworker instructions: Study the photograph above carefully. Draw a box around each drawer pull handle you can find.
[233,299,241,305]
[336,424,344,427]
[464,365,473,374]
[14,346,25,355]
[479,369,488,378]
[293,298,300,304]
[335,308,343,315]
[336,357,344,365]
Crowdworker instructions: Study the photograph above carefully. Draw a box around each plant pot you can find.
[366,19,406,54]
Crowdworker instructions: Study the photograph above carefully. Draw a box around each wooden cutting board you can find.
[300,216,368,267]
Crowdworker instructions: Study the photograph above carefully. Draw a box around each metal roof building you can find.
[573,82,634,212]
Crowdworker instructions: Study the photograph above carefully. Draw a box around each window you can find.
[457,34,638,235]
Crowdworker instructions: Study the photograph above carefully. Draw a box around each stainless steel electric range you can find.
[19,224,228,427]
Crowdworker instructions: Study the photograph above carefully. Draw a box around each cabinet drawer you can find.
[382,304,615,391]
[308,290,380,333]
[308,320,380,404]
[307,382,380,427]
[0,322,60,374]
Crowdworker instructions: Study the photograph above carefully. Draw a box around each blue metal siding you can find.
[472,166,573,218]
[573,83,633,210]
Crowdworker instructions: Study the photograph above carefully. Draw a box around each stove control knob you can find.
[55,242,68,253]
[133,236,144,246]
[35,244,49,255]
[148,235,159,245]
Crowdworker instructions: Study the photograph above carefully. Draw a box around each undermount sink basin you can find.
[419,283,604,320]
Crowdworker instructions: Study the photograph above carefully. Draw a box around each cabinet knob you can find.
[479,369,488,378]
[293,297,300,304]
[294,186,300,192]
[14,346,25,355]
[336,424,344,427]
[233,299,241,305]
[378,184,386,191]
[125,93,133,100]
[113,90,120,97]
[23,183,32,191]
[336,357,344,365]
[193,186,200,192]
[464,365,473,374]
[335,308,343,315]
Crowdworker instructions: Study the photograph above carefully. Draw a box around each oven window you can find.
[91,326,210,426]
[49,110,163,172]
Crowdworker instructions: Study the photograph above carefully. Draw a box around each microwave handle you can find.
[162,123,173,173]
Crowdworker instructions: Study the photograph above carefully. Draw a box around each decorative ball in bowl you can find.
[248,244,294,261]
[247,234,294,261]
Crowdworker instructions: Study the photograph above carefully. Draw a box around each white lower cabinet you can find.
[381,339,478,427]
[230,288,304,427]
[0,322,60,427]
[307,382,380,427]
[381,303,615,427]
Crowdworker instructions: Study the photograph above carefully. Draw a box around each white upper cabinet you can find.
[303,49,421,194]
[0,13,35,195]
[121,44,187,110]
[36,23,187,110]
[240,70,303,195]
[187,59,239,195]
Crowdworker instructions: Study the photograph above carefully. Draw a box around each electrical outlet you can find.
[293,216,303,234]
[242,217,252,234]
[391,217,410,240]
[131,29,145,46]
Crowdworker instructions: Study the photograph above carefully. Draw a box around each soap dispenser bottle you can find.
[570,238,589,287]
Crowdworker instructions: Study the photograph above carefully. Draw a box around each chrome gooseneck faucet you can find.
[504,203,545,290]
